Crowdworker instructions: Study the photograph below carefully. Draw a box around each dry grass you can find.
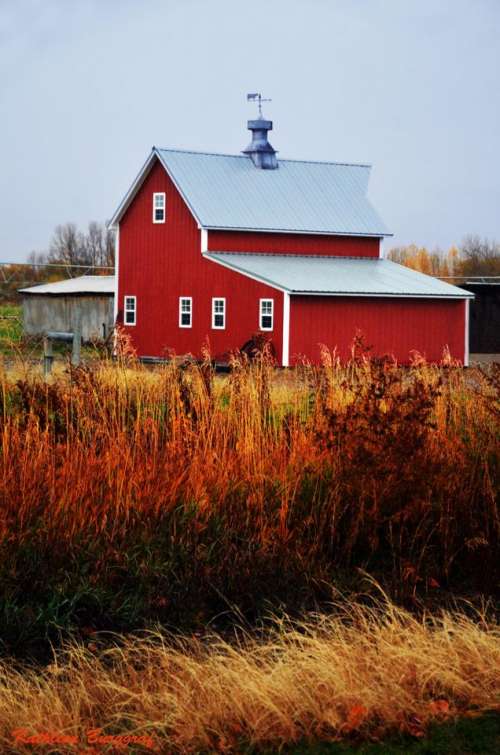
[0,598,498,753]
[0,345,498,750]
[0,346,498,659]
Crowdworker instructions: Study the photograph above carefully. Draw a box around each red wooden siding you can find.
[207,230,380,257]
[118,159,283,360]
[117,158,466,367]
[289,296,466,365]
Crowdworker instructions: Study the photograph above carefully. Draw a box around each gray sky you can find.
[1,0,499,261]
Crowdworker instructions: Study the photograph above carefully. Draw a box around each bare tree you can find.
[459,235,500,277]
[46,221,115,274]
[47,223,88,274]
[103,225,115,268]
[84,221,115,268]
[84,221,102,268]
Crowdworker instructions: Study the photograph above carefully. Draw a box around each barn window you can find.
[259,299,273,330]
[212,298,226,329]
[179,297,192,328]
[153,192,166,223]
[124,295,136,326]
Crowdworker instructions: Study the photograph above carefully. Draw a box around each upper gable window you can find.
[153,192,166,223]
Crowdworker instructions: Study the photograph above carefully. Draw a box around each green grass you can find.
[260,713,500,754]
[0,303,110,361]
[0,303,22,343]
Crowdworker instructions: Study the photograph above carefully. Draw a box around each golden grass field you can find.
[0,342,498,751]
[0,598,499,753]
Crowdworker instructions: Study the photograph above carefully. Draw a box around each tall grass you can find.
[0,599,498,753]
[0,347,498,657]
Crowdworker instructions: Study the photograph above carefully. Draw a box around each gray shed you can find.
[19,275,115,341]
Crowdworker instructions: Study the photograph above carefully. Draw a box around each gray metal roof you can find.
[151,148,390,237]
[205,254,473,298]
[19,275,115,295]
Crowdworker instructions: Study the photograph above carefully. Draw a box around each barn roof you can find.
[109,148,391,237]
[19,275,115,296]
[205,254,473,299]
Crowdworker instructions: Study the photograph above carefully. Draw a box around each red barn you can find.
[109,112,472,365]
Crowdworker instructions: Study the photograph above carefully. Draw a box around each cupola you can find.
[242,93,278,169]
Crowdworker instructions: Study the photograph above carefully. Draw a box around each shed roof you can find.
[110,148,391,237]
[205,253,473,299]
[19,275,115,296]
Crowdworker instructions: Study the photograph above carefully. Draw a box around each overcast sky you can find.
[1,0,499,262]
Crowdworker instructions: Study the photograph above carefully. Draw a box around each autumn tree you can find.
[388,238,500,279]
[388,245,449,276]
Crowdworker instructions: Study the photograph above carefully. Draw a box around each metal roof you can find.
[108,148,391,237]
[156,149,390,236]
[205,254,473,298]
[19,275,115,296]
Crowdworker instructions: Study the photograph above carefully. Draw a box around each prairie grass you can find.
[0,599,498,753]
[0,345,498,658]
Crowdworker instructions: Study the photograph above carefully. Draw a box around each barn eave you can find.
[204,253,474,300]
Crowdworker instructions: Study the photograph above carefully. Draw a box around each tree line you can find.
[388,235,500,278]
[29,221,115,275]
[27,224,500,280]
[1,222,115,300]
[1,224,499,302]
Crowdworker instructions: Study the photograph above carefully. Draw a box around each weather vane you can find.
[246,92,272,119]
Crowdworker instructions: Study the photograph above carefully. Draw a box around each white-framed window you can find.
[259,298,274,331]
[153,192,166,223]
[124,295,136,326]
[179,297,192,328]
[212,297,226,329]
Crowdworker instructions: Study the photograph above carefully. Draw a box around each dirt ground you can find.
[470,353,500,364]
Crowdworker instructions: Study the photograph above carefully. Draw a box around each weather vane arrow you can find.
[247,92,272,119]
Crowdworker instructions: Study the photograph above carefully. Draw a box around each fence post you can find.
[72,309,82,367]
[43,337,53,376]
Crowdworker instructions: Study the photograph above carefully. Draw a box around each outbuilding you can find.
[459,281,500,354]
[19,275,115,341]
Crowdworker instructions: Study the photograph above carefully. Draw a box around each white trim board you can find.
[200,228,208,254]
[464,298,470,367]
[282,292,290,367]
[283,292,472,299]
[113,224,120,323]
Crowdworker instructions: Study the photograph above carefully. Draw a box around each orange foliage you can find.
[0,348,498,657]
